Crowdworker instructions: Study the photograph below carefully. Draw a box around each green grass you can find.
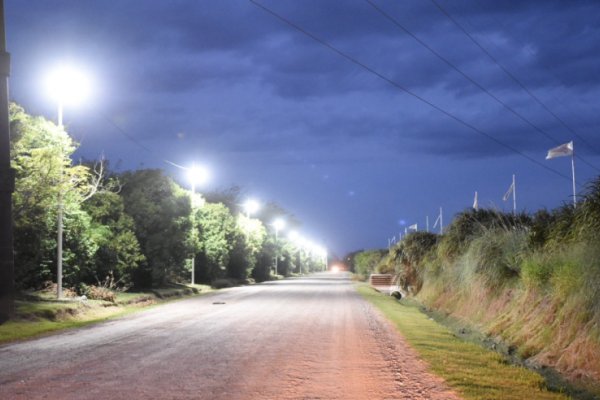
[0,285,214,344]
[357,284,571,400]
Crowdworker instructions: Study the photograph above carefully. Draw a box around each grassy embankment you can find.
[355,177,600,398]
[0,284,213,344]
[358,284,571,400]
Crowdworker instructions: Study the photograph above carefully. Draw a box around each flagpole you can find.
[426,216,429,232]
[512,174,516,215]
[571,151,576,208]
[440,207,443,234]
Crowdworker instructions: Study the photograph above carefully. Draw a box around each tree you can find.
[119,169,192,287]
[227,215,266,280]
[9,103,99,289]
[82,190,145,288]
[194,202,236,282]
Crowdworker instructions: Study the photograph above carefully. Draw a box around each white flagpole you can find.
[440,207,443,234]
[512,174,516,215]
[571,149,577,208]
[426,216,429,232]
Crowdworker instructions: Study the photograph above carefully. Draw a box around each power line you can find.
[98,111,188,170]
[249,0,572,182]
[428,0,600,161]
[366,0,599,173]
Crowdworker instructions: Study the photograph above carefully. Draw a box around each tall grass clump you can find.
[391,232,438,292]
[438,209,531,261]
[368,177,600,386]
[460,227,529,291]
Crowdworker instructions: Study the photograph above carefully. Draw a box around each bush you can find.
[211,278,236,289]
[439,209,530,261]
[353,249,387,277]
[77,283,116,302]
[392,232,439,291]
[461,228,528,290]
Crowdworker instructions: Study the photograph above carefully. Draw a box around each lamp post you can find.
[272,218,285,276]
[0,0,15,321]
[187,165,209,285]
[45,64,91,299]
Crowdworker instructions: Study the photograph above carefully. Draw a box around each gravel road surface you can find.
[0,272,461,399]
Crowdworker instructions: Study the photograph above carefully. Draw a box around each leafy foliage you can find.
[10,104,98,288]
[352,249,387,278]
[82,191,145,288]
[194,202,236,282]
[9,103,327,293]
[119,169,192,287]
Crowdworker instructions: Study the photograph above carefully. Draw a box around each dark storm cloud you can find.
[6,0,600,254]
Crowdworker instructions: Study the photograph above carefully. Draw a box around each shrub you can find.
[439,209,530,261]
[212,278,236,289]
[462,228,528,290]
[392,232,439,291]
[78,283,116,302]
[353,249,387,277]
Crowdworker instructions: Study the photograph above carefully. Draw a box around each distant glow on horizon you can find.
[45,63,93,106]
[331,265,340,273]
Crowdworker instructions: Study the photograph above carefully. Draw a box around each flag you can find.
[546,141,573,160]
[473,191,478,210]
[408,223,417,231]
[503,181,514,202]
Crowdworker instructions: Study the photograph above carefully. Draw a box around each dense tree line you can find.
[10,104,324,292]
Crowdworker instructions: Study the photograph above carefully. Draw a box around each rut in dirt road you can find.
[0,272,461,400]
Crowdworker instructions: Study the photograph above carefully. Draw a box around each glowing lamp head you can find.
[187,165,209,186]
[45,64,92,106]
[288,230,299,242]
[272,218,285,231]
[243,199,260,216]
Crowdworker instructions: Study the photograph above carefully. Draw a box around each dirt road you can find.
[0,272,460,399]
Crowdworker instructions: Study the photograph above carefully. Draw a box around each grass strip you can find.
[357,284,571,400]
[0,284,213,344]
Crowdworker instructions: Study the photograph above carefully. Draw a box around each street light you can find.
[288,231,303,275]
[272,218,285,276]
[187,164,209,285]
[45,63,92,299]
[243,198,260,218]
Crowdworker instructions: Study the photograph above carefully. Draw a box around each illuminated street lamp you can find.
[272,218,285,276]
[45,63,92,299]
[187,164,209,285]
[243,198,260,218]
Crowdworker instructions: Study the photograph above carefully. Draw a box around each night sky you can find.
[5,1,600,256]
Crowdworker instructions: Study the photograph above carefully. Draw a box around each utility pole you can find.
[0,0,15,322]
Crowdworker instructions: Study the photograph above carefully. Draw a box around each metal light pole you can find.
[56,103,64,299]
[187,165,208,285]
[272,218,285,276]
[46,64,92,299]
[0,0,15,322]
[190,178,195,285]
